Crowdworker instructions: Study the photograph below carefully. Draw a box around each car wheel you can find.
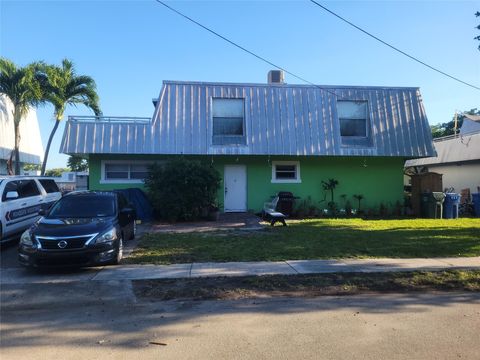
[130,221,136,240]
[110,236,123,265]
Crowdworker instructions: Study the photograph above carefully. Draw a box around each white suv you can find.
[0,177,62,243]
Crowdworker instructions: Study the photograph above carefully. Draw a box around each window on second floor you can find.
[337,100,372,147]
[212,98,246,145]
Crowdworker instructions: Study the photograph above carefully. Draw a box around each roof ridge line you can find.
[161,80,420,90]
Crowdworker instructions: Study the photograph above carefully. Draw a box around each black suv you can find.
[18,191,136,268]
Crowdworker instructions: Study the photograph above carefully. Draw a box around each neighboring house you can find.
[460,113,480,135]
[405,122,480,196]
[60,72,435,213]
[44,171,89,192]
[0,95,44,175]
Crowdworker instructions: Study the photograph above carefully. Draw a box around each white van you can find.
[0,177,62,243]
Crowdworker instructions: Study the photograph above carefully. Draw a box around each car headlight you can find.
[20,230,33,246]
[95,228,117,244]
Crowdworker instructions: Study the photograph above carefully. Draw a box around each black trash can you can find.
[420,192,445,219]
[277,192,296,216]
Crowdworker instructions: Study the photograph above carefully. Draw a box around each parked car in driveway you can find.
[18,191,136,268]
[0,176,62,243]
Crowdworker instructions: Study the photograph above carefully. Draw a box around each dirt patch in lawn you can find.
[133,270,480,301]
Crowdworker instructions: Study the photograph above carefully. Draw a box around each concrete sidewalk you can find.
[1,257,479,284]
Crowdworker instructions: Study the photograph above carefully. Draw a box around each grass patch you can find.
[125,218,480,264]
[133,270,480,301]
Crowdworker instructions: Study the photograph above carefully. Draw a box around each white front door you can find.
[224,165,247,212]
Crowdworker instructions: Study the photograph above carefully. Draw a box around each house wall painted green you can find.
[89,154,404,213]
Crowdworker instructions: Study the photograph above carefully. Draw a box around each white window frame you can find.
[211,97,247,146]
[100,160,153,184]
[271,161,301,184]
[337,100,369,139]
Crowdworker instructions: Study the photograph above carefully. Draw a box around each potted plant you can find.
[208,201,221,221]
[345,200,353,216]
[353,194,364,215]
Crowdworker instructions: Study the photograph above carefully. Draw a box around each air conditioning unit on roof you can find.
[268,70,285,84]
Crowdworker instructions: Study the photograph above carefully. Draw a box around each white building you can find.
[0,95,44,174]
[405,116,480,197]
[48,171,89,192]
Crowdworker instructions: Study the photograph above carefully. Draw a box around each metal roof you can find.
[405,131,480,167]
[460,119,480,135]
[61,80,435,157]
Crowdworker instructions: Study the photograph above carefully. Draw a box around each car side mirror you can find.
[6,191,19,200]
[38,209,46,216]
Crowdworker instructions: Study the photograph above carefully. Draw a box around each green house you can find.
[60,73,435,213]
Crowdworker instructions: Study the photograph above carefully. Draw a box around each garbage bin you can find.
[277,192,296,216]
[421,192,445,219]
[420,193,432,218]
[443,193,460,219]
[473,193,480,217]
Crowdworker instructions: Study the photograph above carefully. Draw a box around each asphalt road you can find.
[0,239,20,269]
[1,279,479,360]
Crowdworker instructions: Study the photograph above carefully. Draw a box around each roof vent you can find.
[268,70,284,84]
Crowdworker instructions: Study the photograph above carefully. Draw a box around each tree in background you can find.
[430,108,480,138]
[44,168,70,177]
[41,59,100,175]
[67,155,88,172]
[0,58,44,174]
[23,163,41,172]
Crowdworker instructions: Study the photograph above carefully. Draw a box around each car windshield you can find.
[48,195,115,218]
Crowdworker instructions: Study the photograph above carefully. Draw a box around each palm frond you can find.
[42,58,101,119]
[0,57,45,117]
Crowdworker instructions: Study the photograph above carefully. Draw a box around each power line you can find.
[154,0,344,99]
[309,0,480,91]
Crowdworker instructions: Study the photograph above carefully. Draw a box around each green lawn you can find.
[126,218,480,264]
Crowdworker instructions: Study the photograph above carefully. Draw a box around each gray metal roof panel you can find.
[405,132,480,166]
[61,81,435,157]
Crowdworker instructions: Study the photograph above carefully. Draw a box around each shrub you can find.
[145,158,221,222]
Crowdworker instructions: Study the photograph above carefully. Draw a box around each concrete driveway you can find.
[0,223,146,283]
[0,235,140,284]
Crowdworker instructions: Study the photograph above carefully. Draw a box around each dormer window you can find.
[337,100,372,147]
[212,98,246,145]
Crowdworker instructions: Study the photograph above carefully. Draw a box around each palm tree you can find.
[0,58,44,175]
[41,59,100,175]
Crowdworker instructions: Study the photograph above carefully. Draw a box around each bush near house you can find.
[145,158,221,222]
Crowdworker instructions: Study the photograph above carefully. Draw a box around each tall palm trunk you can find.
[41,119,60,176]
[13,111,21,175]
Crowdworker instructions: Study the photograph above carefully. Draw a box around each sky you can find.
[1,0,479,169]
